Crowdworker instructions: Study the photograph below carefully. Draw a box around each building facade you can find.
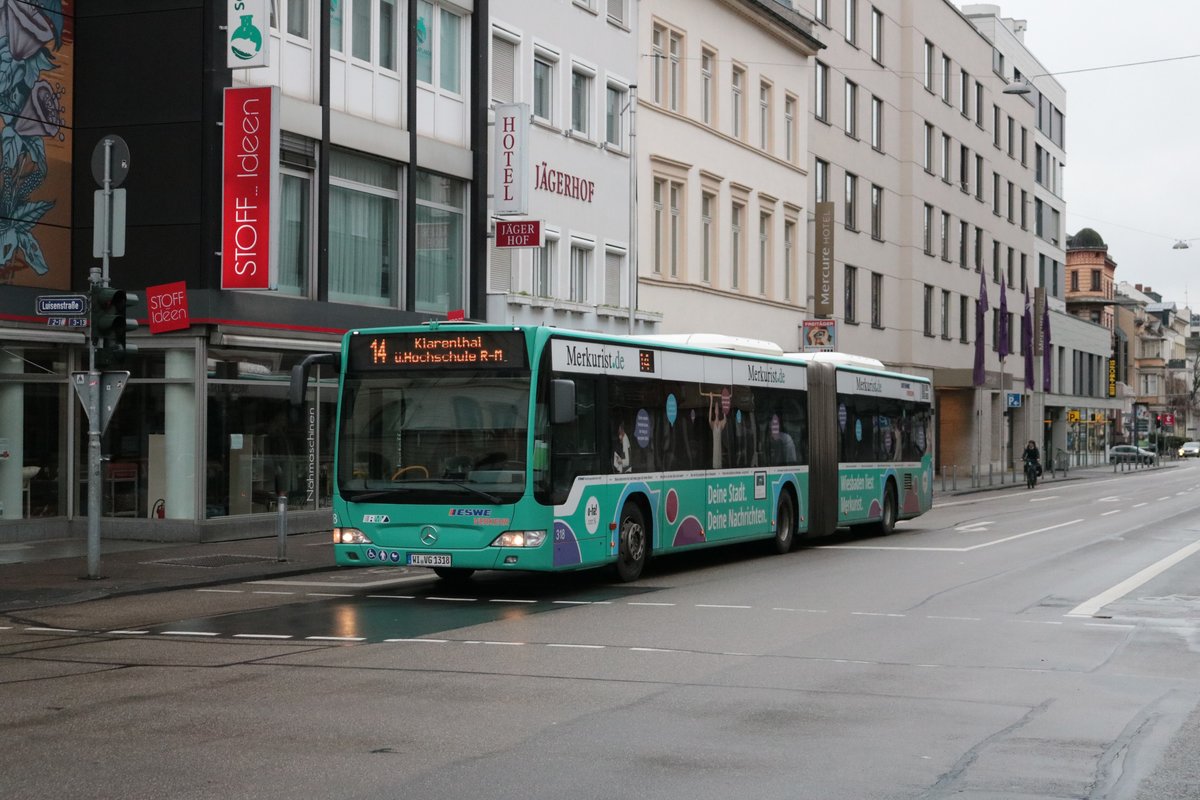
[635,0,822,348]
[0,0,496,541]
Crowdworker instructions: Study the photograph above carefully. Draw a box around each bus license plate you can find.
[408,553,451,567]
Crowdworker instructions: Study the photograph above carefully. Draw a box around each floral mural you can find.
[0,0,70,287]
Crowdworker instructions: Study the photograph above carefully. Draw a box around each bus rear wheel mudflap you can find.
[612,501,649,582]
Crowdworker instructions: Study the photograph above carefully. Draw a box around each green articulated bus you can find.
[290,324,933,582]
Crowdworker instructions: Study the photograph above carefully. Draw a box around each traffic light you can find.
[90,285,139,365]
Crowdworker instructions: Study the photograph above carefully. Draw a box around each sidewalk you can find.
[0,460,1176,613]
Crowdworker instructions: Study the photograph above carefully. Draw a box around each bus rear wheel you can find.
[871,483,897,536]
[612,502,648,582]
[769,491,796,554]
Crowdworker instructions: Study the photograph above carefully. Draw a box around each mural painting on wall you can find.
[0,0,72,290]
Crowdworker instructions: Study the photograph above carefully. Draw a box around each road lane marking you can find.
[1101,510,1121,516]
[250,574,434,589]
[26,627,78,634]
[233,633,293,640]
[954,521,994,532]
[547,643,605,649]
[108,630,148,635]
[926,615,981,621]
[252,591,295,595]
[196,588,243,594]
[306,636,366,642]
[1029,496,1059,502]
[306,593,353,598]
[1067,536,1200,617]
[1157,497,1171,502]
[628,602,676,606]
[696,604,752,609]
[367,595,414,599]
[821,519,1082,552]
[1133,503,1148,508]
[426,596,477,602]
[852,612,905,617]
[772,607,828,613]
[384,638,447,643]
[489,599,537,604]
[961,519,1083,551]
[163,631,219,636]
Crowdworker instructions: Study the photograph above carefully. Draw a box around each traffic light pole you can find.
[84,138,115,579]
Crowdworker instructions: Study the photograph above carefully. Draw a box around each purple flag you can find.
[1022,280,1034,390]
[997,275,1009,360]
[1042,298,1052,392]
[972,269,989,386]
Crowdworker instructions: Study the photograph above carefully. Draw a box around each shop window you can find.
[415,170,466,313]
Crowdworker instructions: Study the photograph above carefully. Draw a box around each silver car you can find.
[1109,445,1155,465]
[1178,441,1200,458]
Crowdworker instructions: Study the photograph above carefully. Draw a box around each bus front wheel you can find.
[613,502,648,582]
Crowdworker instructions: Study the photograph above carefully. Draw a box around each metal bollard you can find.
[988,463,994,486]
[940,466,946,492]
[276,494,288,562]
[952,465,958,492]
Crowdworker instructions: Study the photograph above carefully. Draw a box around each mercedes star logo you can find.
[420,526,439,546]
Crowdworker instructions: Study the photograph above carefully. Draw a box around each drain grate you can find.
[142,554,278,569]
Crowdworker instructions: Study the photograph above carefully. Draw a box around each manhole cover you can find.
[142,554,278,569]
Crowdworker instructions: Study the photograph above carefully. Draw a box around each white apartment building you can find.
[967,4,1118,466]
[486,0,650,332]
[635,0,823,347]
[790,0,1112,475]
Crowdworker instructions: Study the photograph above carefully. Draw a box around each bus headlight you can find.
[333,527,372,544]
[490,530,547,548]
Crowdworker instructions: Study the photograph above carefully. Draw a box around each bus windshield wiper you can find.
[410,479,504,504]
[345,480,503,505]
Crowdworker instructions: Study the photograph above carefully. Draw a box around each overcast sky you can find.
[975,0,1200,308]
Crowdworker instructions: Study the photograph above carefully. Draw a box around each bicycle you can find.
[1024,458,1039,489]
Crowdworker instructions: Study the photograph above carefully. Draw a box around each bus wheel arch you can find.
[769,485,798,554]
[612,496,651,582]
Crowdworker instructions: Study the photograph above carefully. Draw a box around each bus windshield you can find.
[337,373,530,504]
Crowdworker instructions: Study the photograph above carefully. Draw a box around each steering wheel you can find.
[392,465,429,480]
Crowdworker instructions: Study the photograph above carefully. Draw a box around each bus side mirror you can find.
[289,352,341,423]
[550,379,576,425]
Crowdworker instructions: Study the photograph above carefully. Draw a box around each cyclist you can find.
[1022,439,1041,487]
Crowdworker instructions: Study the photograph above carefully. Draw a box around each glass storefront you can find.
[0,333,337,537]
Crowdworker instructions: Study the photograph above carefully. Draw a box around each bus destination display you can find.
[348,331,527,370]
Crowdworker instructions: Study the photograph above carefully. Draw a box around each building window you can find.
[415,170,466,313]
[941,289,951,338]
[606,0,625,25]
[992,104,1001,147]
[940,211,950,260]
[923,40,933,90]
[993,172,1001,214]
[871,271,883,327]
[571,67,592,135]
[844,264,858,323]
[534,234,558,298]
[352,0,373,60]
[870,7,883,62]
[569,241,592,302]
[278,170,312,297]
[960,295,969,342]
[814,158,828,203]
[975,154,984,201]
[941,132,951,181]
[923,284,934,335]
[533,53,555,120]
[416,2,463,93]
[974,81,984,126]
[960,69,970,116]
[606,83,626,147]
[731,202,744,289]
[1020,189,1028,229]
[815,61,828,121]
[759,211,771,295]
[701,192,715,283]
[815,0,827,24]
[784,94,797,161]
[870,184,882,240]
[844,172,858,231]
[668,29,682,111]
[286,0,310,38]
[992,240,1001,283]
[974,225,982,271]
[783,219,795,301]
[759,81,772,150]
[844,79,858,138]
[941,54,951,102]
[732,65,745,138]
[669,182,681,277]
[923,122,933,171]
[1007,115,1015,157]
[1091,268,1101,291]
[923,203,933,255]
[329,150,399,307]
[491,34,516,103]
[604,248,623,305]
[959,144,969,190]
[958,220,968,267]
[651,25,665,105]
[870,95,882,150]
[701,49,716,125]
[1007,180,1014,222]
[844,0,857,44]
[652,180,663,274]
